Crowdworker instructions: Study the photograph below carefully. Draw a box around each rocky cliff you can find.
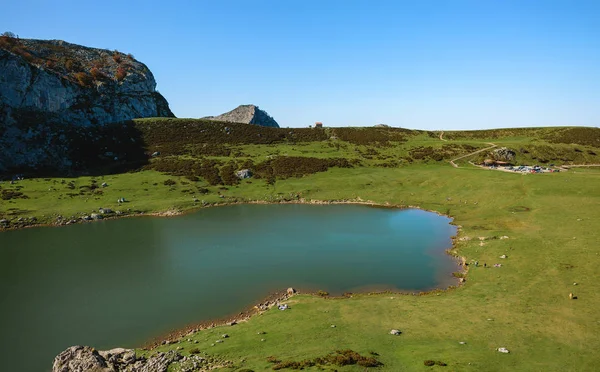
[0,36,173,173]
[205,104,279,128]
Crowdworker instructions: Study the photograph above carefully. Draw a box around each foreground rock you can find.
[204,104,279,128]
[0,35,173,172]
[52,346,229,372]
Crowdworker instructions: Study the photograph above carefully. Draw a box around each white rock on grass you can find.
[390,329,401,335]
[497,347,510,353]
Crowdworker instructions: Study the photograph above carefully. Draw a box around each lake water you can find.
[0,204,457,371]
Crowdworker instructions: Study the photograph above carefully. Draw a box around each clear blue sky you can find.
[2,0,599,129]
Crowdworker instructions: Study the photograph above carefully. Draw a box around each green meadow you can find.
[1,122,599,371]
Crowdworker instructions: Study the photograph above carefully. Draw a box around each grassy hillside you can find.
[1,121,600,371]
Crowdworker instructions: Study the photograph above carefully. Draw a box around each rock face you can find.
[53,346,230,372]
[205,104,279,128]
[0,36,173,173]
[491,147,516,162]
[53,346,180,372]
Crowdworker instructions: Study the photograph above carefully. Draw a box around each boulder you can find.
[235,169,253,179]
[286,287,296,295]
[52,346,110,372]
[491,147,516,162]
[52,346,185,372]
[390,329,402,335]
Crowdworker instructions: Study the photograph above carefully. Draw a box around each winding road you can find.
[449,143,497,168]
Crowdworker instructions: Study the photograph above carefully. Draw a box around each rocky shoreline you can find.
[53,345,232,372]
[0,197,441,231]
[144,288,294,349]
[51,289,295,372]
[37,201,465,371]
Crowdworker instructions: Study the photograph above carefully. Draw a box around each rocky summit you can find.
[205,104,280,128]
[0,36,173,173]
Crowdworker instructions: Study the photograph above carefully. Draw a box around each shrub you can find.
[436,361,448,366]
[424,360,436,366]
[254,156,352,180]
[333,127,409,145]
[65,59,79,72]
[115,66,127,81]
[199,159,222,185]
[220,163,239,186]
[0,36,15,49]
[1,189,29,200]
[163,179,176,186]
[74,72,93,87]
[190,143,231,157]
[112,51,122,63]
[90,67,105,81]
[317,290,329,297]
[545,127,600,148]
[266,356,281,363]
[189,348,200,354]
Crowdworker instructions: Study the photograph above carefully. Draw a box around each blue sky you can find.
[2,0,599,129]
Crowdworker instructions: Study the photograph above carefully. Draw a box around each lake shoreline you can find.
[134,201,466,349]
[142,281,467,351]
[2,199,466,354]
[0,198,453,231]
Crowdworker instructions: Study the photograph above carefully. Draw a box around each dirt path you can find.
[439,131,447,141]
[449,143,497,168]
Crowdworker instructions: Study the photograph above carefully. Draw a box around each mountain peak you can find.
[206,104,279,128]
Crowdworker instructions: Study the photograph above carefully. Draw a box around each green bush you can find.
[332,127,410,145]
[1,189,29,200]
[220,163,239,186]
[269,349,382,370]
[266,356,281,363]
[254,156,352,181]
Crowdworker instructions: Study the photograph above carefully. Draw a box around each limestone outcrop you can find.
[52,346,229,372]
[0,36,173,173]
[491,147,516,162]
[205,104,279,128]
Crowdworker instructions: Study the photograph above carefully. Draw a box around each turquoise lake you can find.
[0,204,458,371]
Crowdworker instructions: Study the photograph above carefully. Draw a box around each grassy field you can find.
[1,122,600,371]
